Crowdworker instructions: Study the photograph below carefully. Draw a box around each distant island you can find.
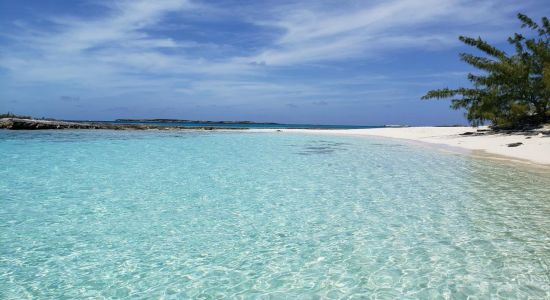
[0,113,286,130]
[115,119,280,125]
[0,114,387,130]
[0,117,245,131]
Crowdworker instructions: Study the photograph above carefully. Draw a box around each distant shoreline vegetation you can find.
[0,113,280,125]
[0,117,247,130]
[422,14,550,129]
[0,115,386,130]
[114,119,280,125]
[0,112,33,119]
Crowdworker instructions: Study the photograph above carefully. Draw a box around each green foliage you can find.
[422,14,550,129]
[0,112,32,119]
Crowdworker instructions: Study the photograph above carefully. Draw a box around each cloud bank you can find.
[0,0,546,124]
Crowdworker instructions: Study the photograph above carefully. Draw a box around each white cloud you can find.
[46,0,195,52]
[245,0,517,65]
[0,0,256,85]
[0,0,538,110]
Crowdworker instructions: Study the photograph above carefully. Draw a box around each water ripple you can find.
[0,130,549,298]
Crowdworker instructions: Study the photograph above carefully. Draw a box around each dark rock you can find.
[0,118,246,131]
[460,131,475,135]
[507,142,523,147]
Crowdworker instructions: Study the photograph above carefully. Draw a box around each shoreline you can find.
[3,118,548,167]
[251,127,550,167]
[0,118,246,131]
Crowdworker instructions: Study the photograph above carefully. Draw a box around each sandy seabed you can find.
[253,126,550,167]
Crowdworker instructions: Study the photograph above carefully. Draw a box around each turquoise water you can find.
[1,130,549,299]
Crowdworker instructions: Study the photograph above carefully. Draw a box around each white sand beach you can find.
[255,126,550,166]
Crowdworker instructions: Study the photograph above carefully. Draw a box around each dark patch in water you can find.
[304,146,333,150]
[371,143,404,147]
[293,140,350,155]
[296,149,337,155]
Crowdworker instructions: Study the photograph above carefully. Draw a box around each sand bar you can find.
[253,126,550,166]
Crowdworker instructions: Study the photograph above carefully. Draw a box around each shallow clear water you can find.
[1,130,549,299]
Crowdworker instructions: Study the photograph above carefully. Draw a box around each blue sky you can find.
[0,0,548,125]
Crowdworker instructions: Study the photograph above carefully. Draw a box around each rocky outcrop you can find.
[0,118,244,131]
[1,118,96,130]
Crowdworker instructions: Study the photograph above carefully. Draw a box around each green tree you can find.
[422,14,550,129]
[0,112,31,119]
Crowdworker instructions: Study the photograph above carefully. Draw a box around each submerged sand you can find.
[253,126,550,166]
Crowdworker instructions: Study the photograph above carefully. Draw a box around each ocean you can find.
[1,130,549,298]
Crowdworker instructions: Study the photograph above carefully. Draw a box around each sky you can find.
[0,0,549,125]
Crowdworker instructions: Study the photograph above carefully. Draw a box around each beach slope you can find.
[257,126,550,166]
